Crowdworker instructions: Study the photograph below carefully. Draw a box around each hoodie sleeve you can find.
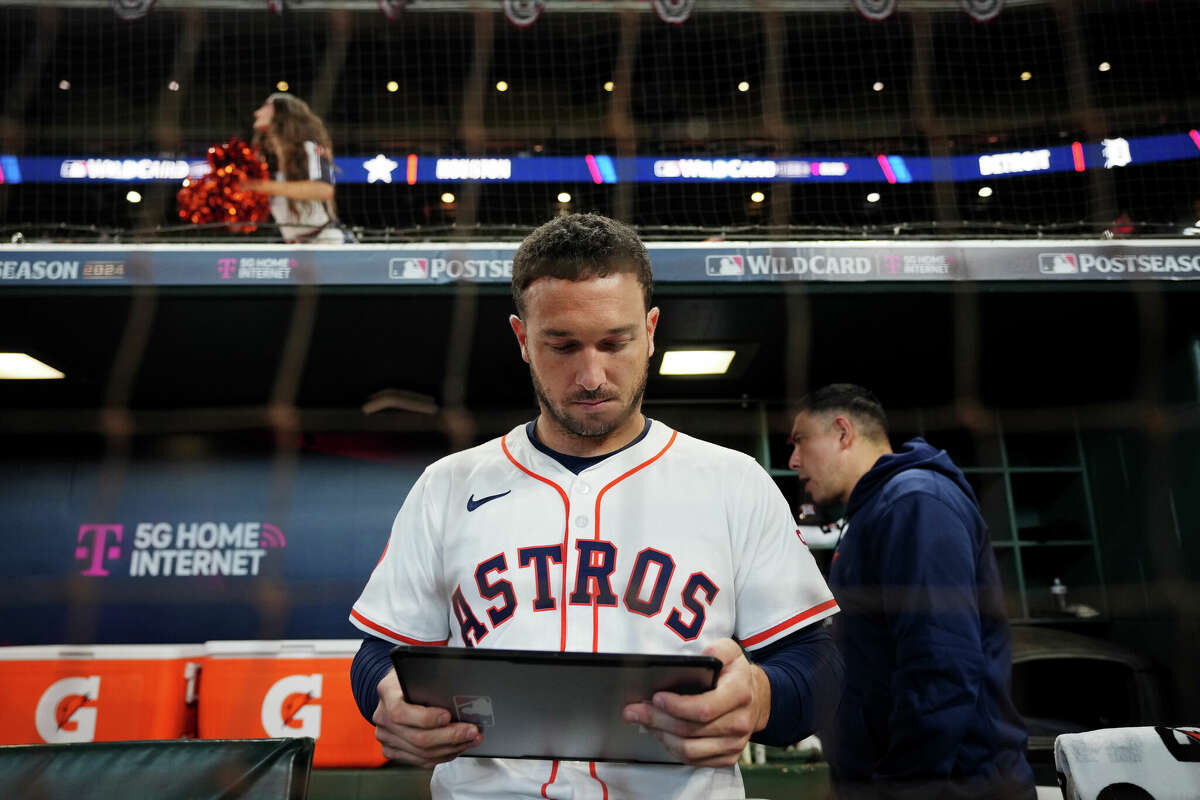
[872,490,985,786]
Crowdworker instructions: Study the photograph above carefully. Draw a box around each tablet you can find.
[390,645,722,764]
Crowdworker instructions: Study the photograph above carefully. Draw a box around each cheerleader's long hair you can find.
[253,93,339,219]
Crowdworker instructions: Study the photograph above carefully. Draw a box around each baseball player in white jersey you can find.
[350,213,841,799]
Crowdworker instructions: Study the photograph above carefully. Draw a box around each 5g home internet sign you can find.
[75,521,287,578]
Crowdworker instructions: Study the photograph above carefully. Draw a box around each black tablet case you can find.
[391,646,721,764]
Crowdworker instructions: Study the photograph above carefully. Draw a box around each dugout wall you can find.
[0,240,1197,724]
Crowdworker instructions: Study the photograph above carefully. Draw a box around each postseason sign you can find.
[2,241,1200,287]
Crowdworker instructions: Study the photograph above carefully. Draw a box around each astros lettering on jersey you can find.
[351,420,838,800]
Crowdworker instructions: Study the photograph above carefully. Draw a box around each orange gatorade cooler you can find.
[0,644,203,744]
[199,639,385,768]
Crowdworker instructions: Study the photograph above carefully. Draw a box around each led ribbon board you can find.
[4,131,1198,185]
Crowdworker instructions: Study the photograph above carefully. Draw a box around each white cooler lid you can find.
[0,644,205,660]
[204,639,363,658]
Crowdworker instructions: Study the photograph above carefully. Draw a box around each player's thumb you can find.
[376,669,406,717]
[702,637,745,669]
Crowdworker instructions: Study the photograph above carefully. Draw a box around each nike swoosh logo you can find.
[467,490,511,512]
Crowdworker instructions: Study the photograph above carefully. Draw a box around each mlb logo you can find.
[389,258,428,279]
[705,255,744,276]
[453,695,495,727]
[1039,253,1079,274]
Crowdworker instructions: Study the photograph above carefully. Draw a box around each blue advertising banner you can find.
[0,448,432,645]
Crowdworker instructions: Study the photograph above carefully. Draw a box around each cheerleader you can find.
[242,93,354,243]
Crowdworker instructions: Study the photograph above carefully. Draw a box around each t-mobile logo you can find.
[217,258,238,279]
[76,524,124,577]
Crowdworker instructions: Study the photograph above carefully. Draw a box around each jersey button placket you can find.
[575,484,593,528]
[568,482,599,652]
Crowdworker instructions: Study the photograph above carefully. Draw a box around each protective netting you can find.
[1,0,1198,240]
[0,0,1198,768]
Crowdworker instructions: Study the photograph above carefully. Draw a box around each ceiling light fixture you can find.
[659,350,736,376]
[0,353,65,380]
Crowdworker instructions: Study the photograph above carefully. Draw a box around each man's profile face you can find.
[788,411,848,506]
[510,270,658,445]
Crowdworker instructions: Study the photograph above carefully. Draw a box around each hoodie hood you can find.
[845,437,978,519]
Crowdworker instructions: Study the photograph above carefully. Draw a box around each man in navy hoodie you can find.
[788,384,1034,800]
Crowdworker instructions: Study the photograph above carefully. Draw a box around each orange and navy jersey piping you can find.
[349,608,449,647]
[500,427,678,800]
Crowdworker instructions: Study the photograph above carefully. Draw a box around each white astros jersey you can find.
[351,420,838,800]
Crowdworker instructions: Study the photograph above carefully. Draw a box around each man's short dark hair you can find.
[511,213,653,316]
[797,384,889,442]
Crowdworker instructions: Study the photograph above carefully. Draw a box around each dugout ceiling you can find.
[1,280,1198,441]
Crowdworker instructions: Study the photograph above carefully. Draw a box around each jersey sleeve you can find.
[303,140,335,184]
[349,468,450,645]
[731,459,838,651]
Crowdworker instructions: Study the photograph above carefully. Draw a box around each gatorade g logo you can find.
[35,676,100,743]
[261,674,323,738]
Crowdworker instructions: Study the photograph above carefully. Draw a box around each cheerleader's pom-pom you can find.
[177,137,271,232]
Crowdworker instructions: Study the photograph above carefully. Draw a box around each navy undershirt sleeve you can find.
[351,635,396,723]
[748,623,845,747]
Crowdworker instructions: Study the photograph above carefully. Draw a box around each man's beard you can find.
[530,362,649,441]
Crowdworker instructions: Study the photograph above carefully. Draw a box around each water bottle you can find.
[1050,577,1068,612]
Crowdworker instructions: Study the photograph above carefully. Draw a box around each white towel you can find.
[1055,726,1200,800]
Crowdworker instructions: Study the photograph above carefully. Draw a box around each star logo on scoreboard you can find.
[705,255,744,276]
[389,258,429,280]
[364,154,399,184]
